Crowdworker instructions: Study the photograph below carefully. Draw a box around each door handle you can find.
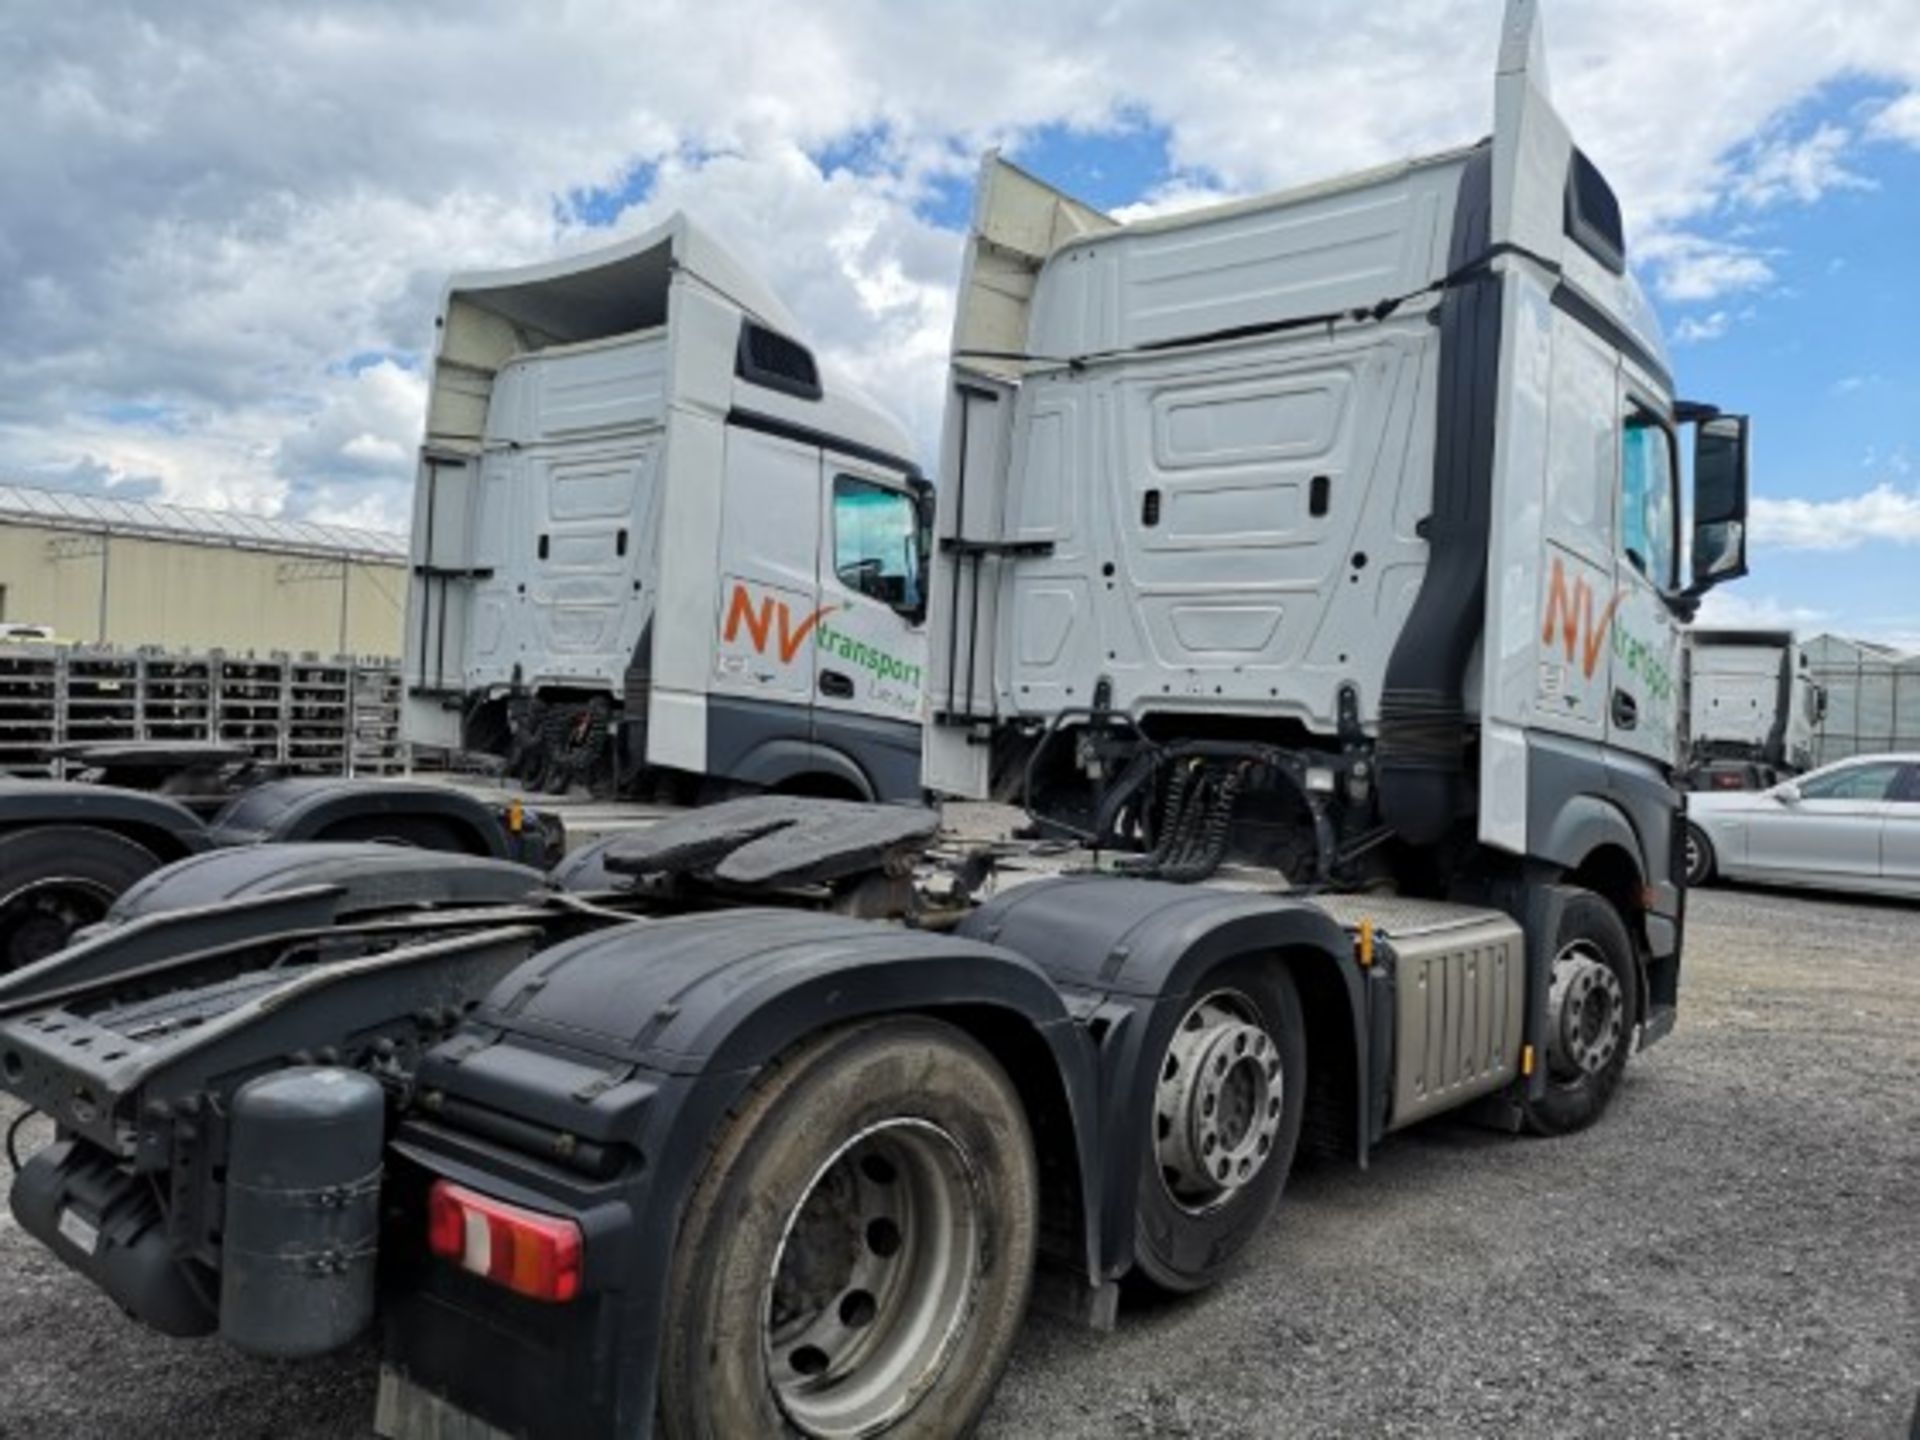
[819,670,855,700]
[1611,689,1638,729]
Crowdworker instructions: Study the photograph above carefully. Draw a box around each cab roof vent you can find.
[736,320,823,401]
[1564,148,1626,275]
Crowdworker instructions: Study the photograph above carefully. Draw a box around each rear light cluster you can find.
[427,1180,583,1303]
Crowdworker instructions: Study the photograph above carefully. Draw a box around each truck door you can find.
[1604,381,1682,764]
[712,426,824,711]
[814,462,929,800]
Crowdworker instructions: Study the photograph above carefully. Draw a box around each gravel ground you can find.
[2,886,1916,1439]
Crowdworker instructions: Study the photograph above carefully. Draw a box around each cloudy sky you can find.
[4,0,1918,647]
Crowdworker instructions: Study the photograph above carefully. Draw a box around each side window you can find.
[1620,408,1677,590]
[833,476,921,612]
[1797,763,1902,801]
[1892,766,1920,804]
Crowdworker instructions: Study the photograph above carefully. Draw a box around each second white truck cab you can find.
[1685,628,1823,789]
[403,216,931,802]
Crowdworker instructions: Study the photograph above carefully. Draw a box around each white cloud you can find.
[1110,179,1244,224]
[1636,234,1776,303]
[1750,484,1920,550]
[1728,122,1872,208]
[1830,373,1881,395]
[1671,311,1731,345]
[1868,91,1920,146]
[1693,590,1828,631]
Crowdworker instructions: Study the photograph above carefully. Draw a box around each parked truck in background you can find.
[1,5,1755,1438]
[1684,627,1823,790]
[401,220,932,804]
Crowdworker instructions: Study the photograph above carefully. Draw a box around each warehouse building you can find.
[1806,632,1920,766]
[0,482,407,656]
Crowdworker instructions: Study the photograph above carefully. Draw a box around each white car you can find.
[1684,753,1920,899]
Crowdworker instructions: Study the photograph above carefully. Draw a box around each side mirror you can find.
[1774,782,1801,805]
[1688,413,1750,594]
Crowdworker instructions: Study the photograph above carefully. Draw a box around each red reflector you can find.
[426,1180,582,1303]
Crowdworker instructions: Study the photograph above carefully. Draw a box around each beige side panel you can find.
[0,525,403,656]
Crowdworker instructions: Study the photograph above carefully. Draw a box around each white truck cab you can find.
[403,216,930,802]
[926,0,1750,975]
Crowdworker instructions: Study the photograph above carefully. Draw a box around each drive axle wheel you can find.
[0,827,160,972]
[659,1019,1036,1439]
[1521,890,1641,1137]
[1133,961,1305,1295]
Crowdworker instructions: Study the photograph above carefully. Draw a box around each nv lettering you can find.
[723,583,834,665]
[1541,558,1621,680]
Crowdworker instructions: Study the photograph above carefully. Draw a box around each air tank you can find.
[219,1066,385,1358]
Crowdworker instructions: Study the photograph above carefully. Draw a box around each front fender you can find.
[1535,792,1643,875]
[720,737,875,800]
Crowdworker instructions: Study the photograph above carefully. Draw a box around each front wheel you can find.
[658,1019,1038,1439]
[1521,890,1641,1137]
[1132,959,1307,1294]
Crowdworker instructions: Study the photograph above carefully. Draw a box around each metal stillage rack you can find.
[0,644,406,778]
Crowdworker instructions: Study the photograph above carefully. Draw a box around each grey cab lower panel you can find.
[707,694,922,803]
[1526,730,1680,952]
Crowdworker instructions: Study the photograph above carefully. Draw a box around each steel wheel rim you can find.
[1546,939,1626,1084]
[1155,988,1286,1215]
[764,1117,982,1439]
[0,878,115,972]
[1684,830,1702,881]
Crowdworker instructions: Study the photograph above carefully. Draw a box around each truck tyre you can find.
[1132,958,1306,1294]
[1683,823,1716,887]
[1521,891,1641,1137]
[658,1018,1038,1439]
[0,826,161,972]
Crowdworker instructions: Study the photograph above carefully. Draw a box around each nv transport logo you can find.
[1539,558,1676,705]
[720,581,924,696]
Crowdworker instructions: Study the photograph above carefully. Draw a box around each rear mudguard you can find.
[0,779,211,858]
[385,879,1363,1437]
[960,876,1365,1276]
[105,842,548,925]
[208,778,516,858]
[0,845,550,1012]
[384,907,1102,1440]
